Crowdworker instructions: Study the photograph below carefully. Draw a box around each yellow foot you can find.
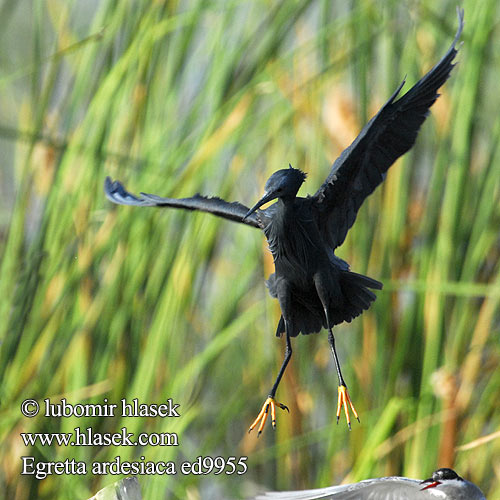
[248,397,289,436]
[336,384,360,430]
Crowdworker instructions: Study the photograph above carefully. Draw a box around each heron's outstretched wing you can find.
[311,8,463,249]
[104,177,261,229]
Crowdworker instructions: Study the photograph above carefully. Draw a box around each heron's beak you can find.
[243,190,278,219]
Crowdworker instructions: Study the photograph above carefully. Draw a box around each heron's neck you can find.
[278,196,296,211]
[272,197,297,229]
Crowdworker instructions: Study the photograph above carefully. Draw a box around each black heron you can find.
[254,468,486,500]
[105,10,463,435]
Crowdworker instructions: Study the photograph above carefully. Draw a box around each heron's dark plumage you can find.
[105,9,464,432]
[104,176,260,228]
[312,9,463,249]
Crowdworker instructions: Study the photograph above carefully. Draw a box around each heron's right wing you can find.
[311,9,463,249]
[104,177,261,229]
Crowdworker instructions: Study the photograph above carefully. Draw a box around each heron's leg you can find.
[248,322,292,436]
[269,327,292,399]
[314,273,359,429]
[326,327,359,429]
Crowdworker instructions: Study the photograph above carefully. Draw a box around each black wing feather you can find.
[104,177,261,229]
[312,8,463,249]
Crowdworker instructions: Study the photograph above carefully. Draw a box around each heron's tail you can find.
[340,271,382,322]
[269,271,382,337]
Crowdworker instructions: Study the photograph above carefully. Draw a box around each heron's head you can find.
[244,165,306,218]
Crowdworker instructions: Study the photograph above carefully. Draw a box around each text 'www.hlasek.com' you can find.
[20,398,248,480]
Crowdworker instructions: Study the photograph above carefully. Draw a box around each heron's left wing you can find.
[105,177,261,229]
[311,9,463,249]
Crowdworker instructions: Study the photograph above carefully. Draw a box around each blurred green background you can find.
[1,0,499,498]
